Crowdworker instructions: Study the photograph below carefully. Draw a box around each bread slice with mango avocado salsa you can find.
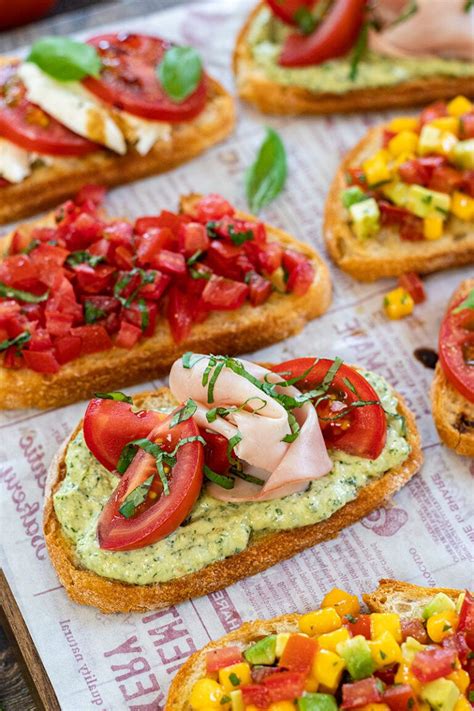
[44,354,422,614]
[166,579,473,710]
[324,97,474,281]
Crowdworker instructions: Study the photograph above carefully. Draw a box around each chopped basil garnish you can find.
[170,399,197,428]
[0,282,48,304]
[282,411,300,443]
[113,268,155,308]
[349,21,370,81]
[228,224,254,246]
[119,475,154,519]
[316,398,380,422]
[182,351,204,369]
[189,267,212,280]
[453,288,474,313]
[22,239,41,255]
[187,250,203,266]
[0,330,31,353]
[84,301,106,324]
[95,391,133,404]
[207,359,225,404]
[229,464,265,487]
[137,298,149,331]
[27,37,101,81]
[294,6,317,34]
[246,128,287,213]
[226,433,242,464]
[204,465,235,490]
[157,46,203,103]
[66,251,105,268]
[206,396,267,423]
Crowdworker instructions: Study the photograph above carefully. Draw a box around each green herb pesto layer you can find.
[247,7,474,95]
[53,370,410,585]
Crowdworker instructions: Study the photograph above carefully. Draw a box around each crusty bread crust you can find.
[43,384,422,614]
[431,278,474,457]
[0,195,331,409]
[166,579,464,710]
[324,127,474,281]
[0,56,235,224]
[234,3,474,116]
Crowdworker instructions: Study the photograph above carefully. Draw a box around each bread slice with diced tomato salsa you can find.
[324,102,474,281]
[431,279,474,457]
[0,192,331,409]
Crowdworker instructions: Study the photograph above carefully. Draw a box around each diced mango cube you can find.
[363,150,392,186]
[356,705,391,711]
[370,613,402,642]
[317,627,351,653]
[447,95,472,117]
[427,610,459,642]
[388,117,419,133]
[388,130,419,157]
[190,679,225,709]
[321,588,360,618]
[312,648,346,692]
[430,116,460,136]
[447,670,470,694]
[383,288,414,320]
[394,663,422,694]
[453,697,471,711]
[370,631,402,668]
[299,607,342,636]
[423,216,444,240]
[304,677,319,692]
[418,125,458,157]
[269,703,296,711]
[219,663,251,692]
[451,191,474,221]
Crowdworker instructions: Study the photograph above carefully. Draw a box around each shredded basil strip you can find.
[119,475,154,519]
[228,225,254,246]
[229,464,265,487]
[182,351,205,369]
[349,21,370,81]
[0,282,48,304]
[206,397,267,424]
[137,298,149,331]
[66,251,105,267]
[22,239,41,255]
[245,128,287,213]
[453,288,474,313]
[84,301,106,324]
[391,0,418,24]
[95,391,133,404]
[207,359,226,404]
[114,268,155,308]
[0,331,30,353]
[170,399,197,428]
[342,376,358,395]
[282,411,300,443]
[190,267,211,280]
[187,250,203,266]
[316,399,380,422]
[226,433,242,464]
[204,465,234,490]
[157,46,203,103]
[27,37,101,81]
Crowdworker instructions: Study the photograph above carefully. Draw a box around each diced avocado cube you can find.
[349,198,380,240]
[452,139,474,169]
[406,185,451,219]
[230,689,244,711]
[421,679,460,711]
[298,693,339,711]
[336,635,375,680]
[244,635,277,665]
[401,636,426,663]
[382,181,411,207]
[422,592,456,620]
[341,186,368,208]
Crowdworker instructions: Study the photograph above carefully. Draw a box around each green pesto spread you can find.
[53,370,410,585]
[248,7,474,94]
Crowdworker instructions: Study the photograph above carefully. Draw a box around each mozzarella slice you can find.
[0,138,31,183]
[18,62,126,155]
[115,110,172,156]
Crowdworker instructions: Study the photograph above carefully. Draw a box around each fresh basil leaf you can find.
[119,475,154,519]
[294,6,317,34]
[95,391,133,404]
[187,250,203,266]
[228,224,254,246]
[0,282,48,304]
[157,46,203,103]
[84,301,106,324]
[27,37,101,81]
[245,128,287,213]
[0,331,31,353]
[349,21,369,81]
[170,399,197,428]
[22,239,40,255]
[453,288,474,313]
[66,251,105,267]
[227,433,242,464]
[204,465,234,490]
[465,0,474,9]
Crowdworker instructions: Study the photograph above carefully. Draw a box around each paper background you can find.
[1,1,473,708]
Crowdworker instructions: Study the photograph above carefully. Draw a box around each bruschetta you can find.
[0,191,330,409]
[234,1,474,116]
[0,33,234,224]
[44,354,421,613]
[324,98,474,281]
[432,278,474,457]
[167,579,473,710]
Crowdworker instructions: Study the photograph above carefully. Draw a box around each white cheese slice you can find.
[0,138,31,183]
[115,110,172,156]
[18,62,126,155]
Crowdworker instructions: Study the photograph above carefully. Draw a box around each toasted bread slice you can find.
[44,384,422,614]
[0,56,235,225]
[166,579,463,710]
[324,127,474,281]
[234,3,474,116]
[431,278,474,457]
[0,194,331,409]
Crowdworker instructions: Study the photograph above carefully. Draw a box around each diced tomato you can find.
[384,684,418,711]
[263,671,306,702]
[75,184,106,207]
[45,311,74,337]
[252,667,286,684]
[458,591,474,648]
[64,212,104,250]
[152,249,186,277]
[103,221,134,248]
[419,101,447,126]
[347,167,367,189]
[382,129,397,147]
[375,666,397,685]
[241,684,270,707]
[0,254,38,287]
[81,295,120,316]
[206,646,243,673]
[123,301,157,338]
[3,345,23,369]
[258,242,283,274]
[341,678,383,709]
[411,647,457,682]
[89,238,113,260]
[401,619,428,644]
[29,243,69,270]
[136,227,174,265]
[379,201,410,226]
[247,272,273,306]
[54,335,82,364]
[0,300,21,320]
[399,215,424,242]
[104,312,120,335]
[28,329,52,352]
[429,165,464,194]
[201,276,249,311]
[398,273,426,304]
[282,248,306,273]
[166,286,196,343]
[138,271,171,301]
[461,112,474,139]
[345,613,371,639]
[113,245,135,270]
[200,430,229,474]
[115,321,142,349]
[9,230,31,255]
[178,222,210,257]
[279,634,317,674]
[442,631,471,666]
[206,240,249,280]
[193,194,235,222]
[398,160,431,186]
[23,349,60,374]
[73,264,115,294]
[70,325,112,355]
[286,260,315,296]
[462,170,474,198]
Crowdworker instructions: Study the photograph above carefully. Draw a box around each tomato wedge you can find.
[279,0,366,67]
[0,64,99,156]
[271,357,387,459]
[83,34,207,121]
[83,398,165,471]
[265,0,317,26]
[97,414,204,551]
[439,284,474,403]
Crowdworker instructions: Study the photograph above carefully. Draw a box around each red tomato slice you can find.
[342,678,382,709]
[279,634,317,673]
[458,590,474,636]
[200,430,229,474]
[265,0,317,25]
[206,647,243,673]
[383,684,418,711]
[83,34,207,121]
[439,284,474,403]
[0,65,99,156]
[411,647,457,682]
[279,0,366,67]
[97,415,204,550]
[83,398,164,471]
[271,358,387,459]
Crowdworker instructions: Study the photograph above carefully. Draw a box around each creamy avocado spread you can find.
[248,7,474,94]
[53,370,410,585]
